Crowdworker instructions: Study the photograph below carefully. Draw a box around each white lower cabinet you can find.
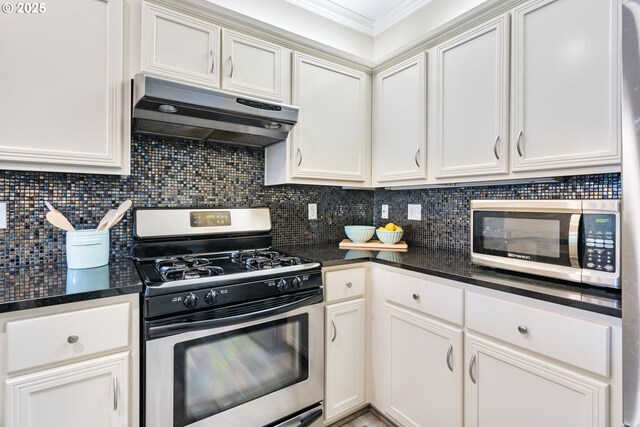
[5,352,128,427]
[0,295,139,427]
[465,334,608,427]
[325,298,366,421]
[323,266,367,424]
[384,304,463,427]
[368,264,621,427]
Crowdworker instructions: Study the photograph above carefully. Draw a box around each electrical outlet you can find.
[381,204,389,219]
[0,203,6,229]
[308,203,317,220]
[408,204,421,221]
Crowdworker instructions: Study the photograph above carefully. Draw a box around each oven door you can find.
[145,291,324,427]
[471,200,582,283]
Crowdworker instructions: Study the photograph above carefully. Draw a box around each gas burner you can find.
[245,256,275,270]
[256,251,281,260]
[230,250,258,263]
[274,256,302,266]
[154,256,223,281]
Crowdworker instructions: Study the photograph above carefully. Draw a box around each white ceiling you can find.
[284,0,434,36]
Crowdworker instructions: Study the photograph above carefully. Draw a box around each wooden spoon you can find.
[96,209,116,231]
[104,200,132,230]
[46,211,75,232]
[44,201,59,213]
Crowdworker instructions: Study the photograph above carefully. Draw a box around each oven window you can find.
[173,314,309,426]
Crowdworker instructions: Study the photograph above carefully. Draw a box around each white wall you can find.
[203,0,374,63]
[373,0,486,62]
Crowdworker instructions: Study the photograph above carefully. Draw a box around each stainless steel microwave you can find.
[471,200,620,288]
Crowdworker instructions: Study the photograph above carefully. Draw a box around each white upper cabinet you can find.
[141,2,220,88]
[0,0,129,175]
[221,29,290,103]
[284,52,370,185]
[510,0,620,172]
[373,53,428,186]
[430,15,509,180]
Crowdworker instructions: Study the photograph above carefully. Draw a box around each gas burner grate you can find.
[154,256,223,281]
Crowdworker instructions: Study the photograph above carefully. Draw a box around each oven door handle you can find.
[147,292,323,339]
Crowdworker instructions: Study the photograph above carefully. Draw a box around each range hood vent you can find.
[132,74,298,146]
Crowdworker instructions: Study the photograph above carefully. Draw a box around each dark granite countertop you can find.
[0,259,143,313]
[276,243,622,318]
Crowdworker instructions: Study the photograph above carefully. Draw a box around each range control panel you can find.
[582,214,617,273]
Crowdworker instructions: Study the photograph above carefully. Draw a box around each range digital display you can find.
[190,211,232,227]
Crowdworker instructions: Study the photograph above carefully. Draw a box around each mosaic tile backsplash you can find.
[0,131,620,267]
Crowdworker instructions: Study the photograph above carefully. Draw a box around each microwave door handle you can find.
[569,213,581,268]
[147,292,323,339]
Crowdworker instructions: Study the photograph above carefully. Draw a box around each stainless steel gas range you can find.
[133,207,324,427]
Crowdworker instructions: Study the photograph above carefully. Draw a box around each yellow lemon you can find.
[396,226,403,232]
[384,222,396,231]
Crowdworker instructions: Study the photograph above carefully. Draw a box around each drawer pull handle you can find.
[331,320,337,342]
[446,344,454,372]
[67,335,79,344]
[113,377,119,411]
[412,293,420,301]
[469,354,477,384]
[518,325,528,335]
[346,282,353,288]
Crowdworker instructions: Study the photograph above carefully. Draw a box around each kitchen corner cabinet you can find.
[0,0,129,175]
[372,53,428,186]
[510,0,620,173]
[0,295,139,427]
[323,266,367,423]
[141,2,220,88]
[465,334,608,427]
[265,53,371,187]
[429,15,509,181]
[221,29,291,103]
[369,266,464,427]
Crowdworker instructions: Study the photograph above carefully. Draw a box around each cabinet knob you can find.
[67,335,79,344]
[346,282,353,288]
[412,293,420,301]
[517,325,528,335]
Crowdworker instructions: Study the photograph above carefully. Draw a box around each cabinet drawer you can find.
[6,302,130,373]
[325,267,365,303]
[466,292,610,377]
[375,268,464,325]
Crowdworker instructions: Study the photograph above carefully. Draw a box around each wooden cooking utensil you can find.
[46,211,75,232]
[96,209,116,231]
[104,200,132,230]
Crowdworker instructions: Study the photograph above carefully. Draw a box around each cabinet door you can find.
[431,15,509,180]
[384,303,463,427]
[510,0,619,172]
[142,2,220,88]
[5,352,129,427]
[0,0,128,175]
[373,53,427,185]
[465,334,608,427]
[325,299,366,422]
[221,29,290,102]
[291,53,370,184]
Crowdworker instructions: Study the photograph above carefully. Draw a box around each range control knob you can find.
[291,276,302,289]
[277,279,288,292]
[183,292,199,309]
[205,290,220,305]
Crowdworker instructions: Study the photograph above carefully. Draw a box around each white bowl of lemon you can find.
[376,222,403,244]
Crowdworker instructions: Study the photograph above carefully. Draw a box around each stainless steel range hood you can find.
[132,73,298,146]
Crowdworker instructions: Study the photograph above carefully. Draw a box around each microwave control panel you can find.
[582,214,617,273]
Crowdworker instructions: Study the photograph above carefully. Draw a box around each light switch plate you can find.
[381,204,389,219]
[308,203,317,220]
[0,202,6,229]
[408,204,421,221]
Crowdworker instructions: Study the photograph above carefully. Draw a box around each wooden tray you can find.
[339,239,408,251]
